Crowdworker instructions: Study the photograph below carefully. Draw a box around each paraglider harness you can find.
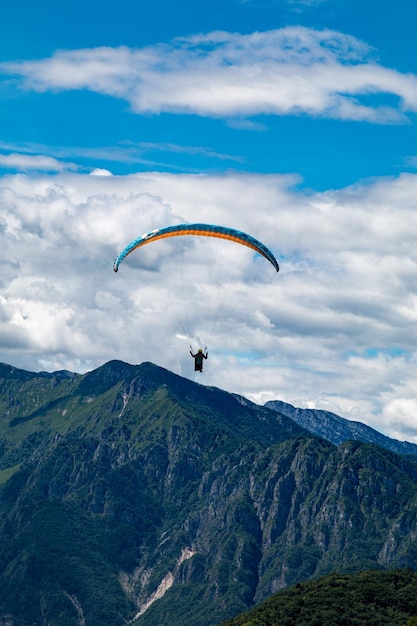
[190,346,208,372]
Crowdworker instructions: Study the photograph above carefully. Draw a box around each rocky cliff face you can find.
[1,361,417,626]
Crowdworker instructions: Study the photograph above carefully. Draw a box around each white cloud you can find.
[3,27,417,123]
[0,152,77,172]
[0,140,241,172]
[2,169,417,442]
[89,168,113,176]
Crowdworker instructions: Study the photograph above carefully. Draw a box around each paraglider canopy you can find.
[113,223,279,363]
[113,223,279,273]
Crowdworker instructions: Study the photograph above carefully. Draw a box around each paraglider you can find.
[190,346,208,372]
[113,223,279,372]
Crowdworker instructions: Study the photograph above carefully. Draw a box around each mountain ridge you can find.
[265,398,417,458]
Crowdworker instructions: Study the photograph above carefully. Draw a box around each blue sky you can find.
[2,0,417,189]
[2,0,417,442]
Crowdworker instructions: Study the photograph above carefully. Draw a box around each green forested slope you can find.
[219,569,417,626]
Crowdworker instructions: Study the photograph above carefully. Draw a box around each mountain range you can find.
[264,399,417,457]
[1,360,417,625]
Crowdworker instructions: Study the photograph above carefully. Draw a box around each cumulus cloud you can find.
[2,27,417,123]
[2,169,417,442]
[89,168,113,176]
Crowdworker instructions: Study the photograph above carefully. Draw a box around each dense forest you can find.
[220,569,417,626]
